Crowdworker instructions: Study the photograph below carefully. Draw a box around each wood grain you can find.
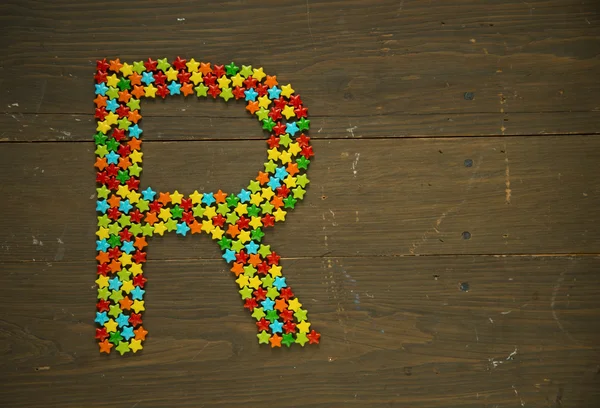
[1,256,599,407]
[1,136,599,263]
[1,0,599,407]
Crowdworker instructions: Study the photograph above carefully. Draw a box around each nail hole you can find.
[464,158,473,167]
[459,282,470,292]
[464,92,475,100]
[462,231,471,240]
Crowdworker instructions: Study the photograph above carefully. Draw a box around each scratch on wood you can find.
[306,0,316,50]
[504,142,511,204]
[551,270,577,343]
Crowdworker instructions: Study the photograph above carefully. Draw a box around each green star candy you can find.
[252,307,266,320]
[129,223,143,236]
[118,215,131,228]
[195,84,208,97]
[128,163,142,177]
[251,228,264,242]
[126,98,141,111]
[292,187,306,200]
[106,138,119,152]
[264,160,277,173]
[109,290,124,302]
[225,62,240,76]
[283,196,297,209]
[266,287,279,300]
[297,117,310,131]
[296,156,310,170]
[165,219,178,232]
[170,205,183,219]
[296,174,310,188]
[117,77,131,91]
[261,275,275,288]
[218,237,232,250]
[225,212,239,224]
[97,287,110,300]
[132,61,146,74]
[260,201,274,215]
[106,87,119,99]
[239,286,253,300]
[265,310,279,323]
[243,265,257,277]
[141,223,154,237]
[115,341,130,355]
[95,144,109,158]
[226,194,240,208]
[97,214,110,228]
[220,87,234,101]
[279,134,292,147]
[256,107,269,121]
[295,332,309,346]
[156,58,171,72]
[109,331,123,344]
[136,199,149,212]
[281,333,295,347]
[97,185,110,199]
[257,330,270,344]
[247,205,260,218]
[258,244,271,258]
[248,180,261,193]
[107,234,121,248]
[294,308,308,321]
[217,203,230,216]
[193,204,206,218]
[262,118,276,132]
[240,65,253,78]
[231,240,245,253]
[94,132,108,145]
[117,268,132,281]
[108,304,121,318]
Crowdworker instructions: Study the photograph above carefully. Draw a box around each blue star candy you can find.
[131,286,145,301]
[95,311,109,326]
[267,86,281,99]
[244,88,258,101]
[141,71,155,85]
[121,326,135,340]
[202,192,216,206]
[273,276,287,290]
[275,167,288,180]
[237,189,251,203]
[96,239,110,252]
[121,240,135,254]
[262,298,275,311]
[176,222,190,236]
[142,187,156,201]
[115,313,130,328]
[118,199,133,214]
[106,98,119,112]
[222,249,236,263]
[96,199,110,213]
[245,241,259,254]
[106,151,119,165]
[128,124,143,138]
[167,81,182,95]
[95,83,109,96]
[108,276,123,291]
[285,122,299,136]
[267,177,281,190]
[269,320,283,334]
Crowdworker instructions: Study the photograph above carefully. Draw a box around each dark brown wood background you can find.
[1,0,599,407]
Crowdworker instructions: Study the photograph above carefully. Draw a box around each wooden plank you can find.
[2,110,600,143]
[1,0,600,138]
[1,256,598,407]
[1,136,599,263]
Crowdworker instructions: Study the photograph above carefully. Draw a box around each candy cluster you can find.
[94,58,321,355]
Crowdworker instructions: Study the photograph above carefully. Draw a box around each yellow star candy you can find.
[250,193,263,206]
[189,190,203,204]
[269,265,282,277]
[281,105,295,119]
[287,298,302,312]
[249,217,263,229]
[238,230,251,244]
[236,275,250,288]
[234,203,248,216]
[284,175,297,188]
[130,263,143,276]
[279,150,292,164]
[119,253,133,266]
[129,150,143,163]
[267,148,281,161]
[186,58,200,72]
[211,227,224,240]
[231,73,244,87]
[258,95,271,109]
[217,76,231,89]
[104,111,118,125]
[106,74,119,88]
[201,220,213,233]
[273,208,287,222]
[127,190,141,204]
[297,320,311,333]
[120,63,134,77]
[252,67,266,81]
[96,227,109,240]
[121,280,134,294]
[104,319,118,333]
[288,142,302,156]
[203,206,217,219]
[158,208,172,221]
[144,84,158,98]
[249,276,262,289]
[190,71,204,85]
[165,67,179,81]
[131,300,145,313]
[153,222,167,236]
[261,187,275,201]
[96,121,111,134]
[116,184,130,198]
[95,275,109,288]
[129,338,143,353]
[281,84,295,98]
[170,190,183,204]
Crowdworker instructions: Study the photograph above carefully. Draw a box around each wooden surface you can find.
[1,0,599,407]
